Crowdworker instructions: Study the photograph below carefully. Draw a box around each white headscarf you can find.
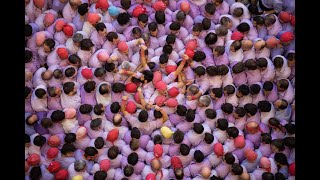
[225,40,244,64]
[266,14,283,36]
[241,19,258,40]
[273,55,291,80]
[31,84,48,112]
[32,67,47,88]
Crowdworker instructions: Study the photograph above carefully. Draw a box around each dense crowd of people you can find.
[25,0,295,179]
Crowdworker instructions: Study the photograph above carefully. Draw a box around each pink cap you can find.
[126,101,136,114]
[280,32,294,43]
[185,39,198,50]
[155,95,166,106]
[55,169,68,180]
[64,108,76,119]
[180,1,190,13]
[166,98,178,108]
[62,25,73,37]
[279,11,292,23]
[155,81,167,91]
[76,126,87,139]
[96,0,109,11]
[27,153,40,166]
[55,20,66,31]
[44,13,55,26]
[165,65,177,75]
[34,0,45,8]
[57,48,68,59]
[48,135,61,147]
[47,147,59,159]
[152,1,167,11]
[81,68,93,79]
[125,83,137,93]
[154,144,163,158]
[106,128,119,143]
[146,173,156,180]
[97,51,109,62]
[87,13,100,24]
[184,48,195,59]
[100,159,111,172]
[260,157,271,169]
[35,32,46,46]
[117,41,129,52]
[234,135,245,148]
[213,143,224,156]
[168,87,179,97]
[152,71,162,85]
[245,149,258,162]
[231,31,244,41]
[47,161,61,173]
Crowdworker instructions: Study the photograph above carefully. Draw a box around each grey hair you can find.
[141,33,150,43]
[199,95,211,107]
[74,160,86,172]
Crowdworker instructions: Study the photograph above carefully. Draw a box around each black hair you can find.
[132,27,142,37]
[117,12,131,25]
[106,32,118,42]
[271,139,285,151]
[205,109,217,119]
[192,23,203,32]
[94,67,106,77]
[176,10,186,21]
[166,34,176,45]
[232,62,245,74]
[217,118,228,130]
[159,53,169,64]
[162,44,173,54]
[273,57,284,69]
[180,144,190,156]
[94,170,108,180]
[244,103,258,116]
[80,38,94,51]
[245,59,258,70]
[253,16,265,26]
[79,104,93,114]
[193,123,204,134]
[29,166,42,180]
[274,152,289,165]
[277,79,289,90]
[250,84,261,95]
[148,22,158,32]
[262,172,274,180]
[248,4,259,15]
[104,62,116,72]
[131,127,141,139]
[154,109,163,119]
[284,123,295,135]
[258,100,272,112]
[155,11,166,24]
[84,146,98,156]
[205,3,216,15]
[90,118,102,130]
[44,38,55,51]
[211,88,223,98]
[194,150,204,163]
[185,109,195,122]
[256,58,268,68]
[226,127,239,139]
[142,70,154,83]
[287,52,295,62]
[261,133,272,144]
[84,81,96,93]
[94,137,105,149]
[25,50,33,63]
[128,152,139,166]
[65,67,76,78]
[68,54,81,65]
[120,0,131,9]
[237,22,250,33]
[218,64,229,76]
[108,146,120,159]
[78,3,89,16]
[64,133,76,144]
[264,14,276,27]
[25,86,32,98]
[233,7,244,17]
[193,51,206,62]
[221,103,234,114]
[123,165,134,177]
[95,22,106,32]
[205,32,218,45]
[263,81,274,91]
[202,17,212,30]
[153,134,162,145]
[283,137,295,149]
[33,135,46,147]
[98,83,110,95]
[63,81,75,94]
[51,110,65,122]
[231,163,243,175]
[25,24,32,37]
[206,66,219,76]
[275,172,286,180]
[238,84,250,96]
[224,85,236,95]
[176,105,187,116]
[194,66,206,76]
[61,143,76,155]
[138,110,148,122]
[35,88,46,98]
[224,152,236,164]
[25,134,31,144]
[204,132,214,144]
[169,21,181,31]
[111,82,125,93]
[235,107,246,117]
[138,13,148,23]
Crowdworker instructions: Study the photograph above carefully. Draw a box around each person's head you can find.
[153,134,163,145]
[25,134,31,145]
[221,103,234,114]
[132,27,142,39]
[194,66,206,77]
[83,81,96,93]
[232,62,245,74]
[112,113,122,126]
[111,82,125,93]
[155,11,165,24]
[25,86,32,99]
[128,152,139,166]
[95,22,107,37]
[264,14,276,27]
[220,16,233,29]
[193,51,206,62]
[148,22,158,37]
[29,166,42,180]
[33,135,46,147]
[250,84,261,95]
[79,104,93,114]
[25,24,33,37]
[64,133,76,144]
[254,39,266,51]
[169,21,181,34]
[51,110,65,122]
[26,114,38,125]
[165,34,176,46]
[205,32,218,46]
[185,109,195,122]
[25,50,33,63]
[204,3,216,16]
[262,172,274,180]
[176,105,187,116]
[253,15,265,28]
[284,123,295,135]
[90,118,102,130]
[241,40,253,52]
[275,172,286,180]
[193,123,204,134]
[192,23,203,36]
[162,44,173,54]
[271,139,285,152]
[261,133,272,144]
[43,38,55,53]
[202,17,212,30]
[210,87,223,99]
[80,38,94,51]
[120,0,131,9]
[99,83,110,95]
[138,110,148,122]
[180,144,190,156]
[274,152,289,166]
[277,79,289,92]
[151,158,162,172]
[226,127,239,139]
[94,170,108,180]
[237,22,250,34]
[205,108,217,119]
[64,67,76,78]
[117,12,130,25]
[283,137,295,149]
[263,81,274,94]
[233,7,244,17]
[224,85,236,96]
[173,129,184,144]
[218,64,229,76]
[61,143,76,156]
[106,32,119,44]
[72,33,84,47]
[258,100,272,112]
[68,54,81,67]
[215,25,228,37]
[129,138,140,151]
[236,84,249,98]
[138,13,148,27]
[74,160,87,172]
[217,118,228,130]
[174,168,184,179]
[244,103,258,116]
[231,163,243,175]
[244,59,257,71]
[63,81,76,95]
[176,10,186,24]
[194,150,204,163]
[107,146,120,159]
[131,127,141,139]
[206,66,219,77]
[84,146,98,160]
[248,3,260,16]
[234,107,246,119]
[78,3,89,16]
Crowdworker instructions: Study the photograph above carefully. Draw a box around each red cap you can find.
[55,169,68,180]
[165,65,177,75]
[231,31,244,41]
[134,92,141,104]
[117,41,129,52]
[96,0,109,11]
[168,87,179,97]
[280,32,294,43]
[245,149,258,162]
[47,161,61,173]
[152,1,167,11]
[81,68,93,79]
[290,15,295,26]
[27,153,40,166]
[48,135,61,147]
[184,48,195,59]
[125,83,137,93]
[57,48,68,60]
[87,13,101,24]
[155,95,166,106]
[155,81,167,91]
[180,1,190,13]
[132,5,147,18]
[213,143,224,156]
[289,163,295,176]
[34,0,45,8]
[152,71,162,85]
[100,159,111,172]
[47,147,59,159]
[126,101,136,114]
[166,98,178,108]
[146,173,156,180]
[171,156,183,169]
[106,128,119,143]
[234,135,245,148]
[55,20,66,31]
[185,39,198,50]
[154,144,163,158]
[62,25,73,37]
[279,11,292,23]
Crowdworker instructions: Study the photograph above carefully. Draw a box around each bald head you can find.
[42,70,53,80]
[113,113,122,126]
[247,121,259,129]
[25,70,33,81]
[240,172,250,180]
[254,40,266,51]
[151,159,162,172]
[201,166,211,178]
[241,40,253,51]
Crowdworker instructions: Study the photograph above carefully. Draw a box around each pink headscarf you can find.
[87,13,101,24]
[35,32,46,46]
[97,51,109,62]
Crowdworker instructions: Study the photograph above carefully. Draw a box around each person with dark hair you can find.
[79,81,97,106]
[172,9,193,30]
[103,31,121,54]
[274,99,292,122]
[224,84,238,107]
[258,100,275,125]
[167,21,189,40]
[61,81,81,109]
[31,85,49,112]
[230,2,251,21]
[276,78,294,104]
[225,40,244,64]
[111,12,131,33]
[274,153,289,178]
[213,118,229,144]
[249,83,265,105]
